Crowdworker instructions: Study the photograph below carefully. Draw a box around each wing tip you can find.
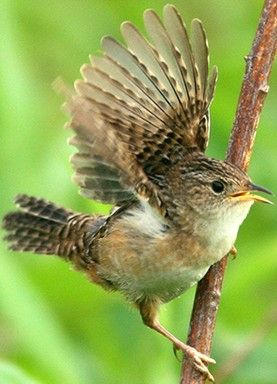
[191,18,203,25]
[101,35,117,51]
[143,8,156,18]
[120,20,140,37]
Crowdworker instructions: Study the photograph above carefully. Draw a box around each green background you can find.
[0,1,276,383]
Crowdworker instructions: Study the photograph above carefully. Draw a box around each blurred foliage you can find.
[0,1,276,383]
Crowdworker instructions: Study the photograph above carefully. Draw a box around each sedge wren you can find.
[3,4,272,382]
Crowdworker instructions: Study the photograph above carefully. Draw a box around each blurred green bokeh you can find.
[0,1,276,383]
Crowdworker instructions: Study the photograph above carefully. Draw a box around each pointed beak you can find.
[230,183,273,205]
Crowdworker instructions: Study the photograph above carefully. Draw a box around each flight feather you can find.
[67,4,217,214]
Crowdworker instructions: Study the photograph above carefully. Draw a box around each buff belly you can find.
[96,228,210,303]
[95,200,251,303]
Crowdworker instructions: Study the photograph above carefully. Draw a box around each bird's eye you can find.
[211,180,225,193]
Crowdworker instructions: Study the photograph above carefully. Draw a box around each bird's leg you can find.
[229,245,238,259]
[138,300,215,382]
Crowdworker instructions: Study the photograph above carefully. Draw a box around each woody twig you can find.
[180,1,277,382]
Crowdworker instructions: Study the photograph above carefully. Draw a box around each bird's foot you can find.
[229,245,238,259]
[175,342,215,382]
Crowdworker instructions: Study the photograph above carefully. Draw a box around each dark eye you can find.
[211,180,225,193]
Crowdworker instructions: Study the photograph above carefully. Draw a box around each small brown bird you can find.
[3,4,272,382]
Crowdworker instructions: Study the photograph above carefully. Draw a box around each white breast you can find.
[203,201,254,263]
[122,201,168,237]
[106,200,253,303]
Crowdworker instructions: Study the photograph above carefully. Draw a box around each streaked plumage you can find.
[2,5,271,382]
[68,4,217,213]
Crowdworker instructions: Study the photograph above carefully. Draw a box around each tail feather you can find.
[3,212,59,234]
[3,213,57,254]
[2,195,100,262]
[14,194,72,223]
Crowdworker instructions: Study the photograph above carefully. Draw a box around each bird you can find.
[2,4,272,382]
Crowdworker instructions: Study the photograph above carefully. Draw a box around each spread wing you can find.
[67,4,217,215]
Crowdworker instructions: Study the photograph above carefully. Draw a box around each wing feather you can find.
[191,19,209,98]
[67,5,217,213]
[163,5,198,100]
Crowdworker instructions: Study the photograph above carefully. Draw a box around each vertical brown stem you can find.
[180,0,277,383]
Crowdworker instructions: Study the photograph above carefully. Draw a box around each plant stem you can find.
[180,1,277,382]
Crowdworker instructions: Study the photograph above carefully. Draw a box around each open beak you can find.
[230,183,273,204]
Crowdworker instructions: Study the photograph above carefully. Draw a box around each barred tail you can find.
[2,194,100,264]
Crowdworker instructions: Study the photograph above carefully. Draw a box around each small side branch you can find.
[180,1,276,383]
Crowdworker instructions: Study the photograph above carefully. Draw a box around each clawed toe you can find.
[139,308,215,382]
[173,344,182,361]
[193,363,215,382]
[190,349,215,382]
[196,351,216,365]
[192,358,215,382]
[175,343,216,382]
[230,245,238,259]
